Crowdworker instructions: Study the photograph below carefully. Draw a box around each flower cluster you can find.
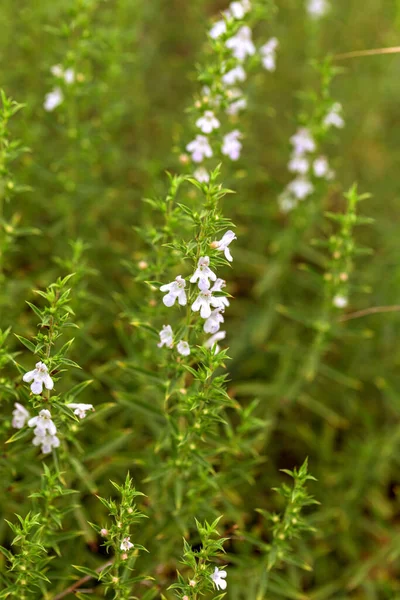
[185,0,279,181]
[158,231,236,354]
[279,103,345,213]
[44,65,76,112]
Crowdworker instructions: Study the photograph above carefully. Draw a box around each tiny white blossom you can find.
[44,88,63,112]
[32,432,60,454]
[23,362,54,395]
[229,0,251,19]
[12,403,30,429]
[226,89,247,116]
[186,135,213,163]
[287,177,314,200]
[191,290,220,319]
[51,65,75,84]
[260,37,279,72]
[307,0,330,18]
[203,308,225,334]
[211,230,237,262]
[28,409,57,436]
[196,111,220,134]
[279,193,298,213]
[193,167,210,183]
[177,341,191,356]
[210,279,230,309]
[222,129,242,160]
[160,276,187,307]
[290,128,316,155]
[120,537,134,551]
[211,567,228,591]
[210,19,227,39]
[158,325,174,348]
[67,403,95,419]
[190,257,217,291]
[205,331,227,353]
[50,64,63,78]
[288,155,310,175]
[313,156,334,179]
[222,65,246,86]
[333,295,348,308]
[226,26,255,62]
[323,103,345,129]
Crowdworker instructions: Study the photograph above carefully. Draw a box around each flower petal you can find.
[23,369,36,383]
[44,374,54,390]
[31,380,43,395]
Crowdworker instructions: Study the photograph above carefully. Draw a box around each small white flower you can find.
[210,19,227,39]
[190,257,217,291]
[160,276,187,307]
[204,308,225,334]
[186,135,213,163]
[211,230,237,262]
[307,0,330,18]
[28,409,57,436]
[222,129,243,160]
[50,64,63,78]
[313,156,334,179]
[193,167,210,183]
[229,0,251,19]
[158,325,174,348]
[196,111,220,134]
[226,89,247,116]
[333,295,348,308]
[287,177,314,200]
[63,68,75,84]
[279,194,298,213]
[67,403,95,419]
[23,362,54,395]
[288,155,310,175]
[191,290,220,319]
[177,341,191,356]
[226,26,255,62]
[120,537,134,551]
[210,279,230,309]
[51,65,75,84]
[12,403,30,429]
[290,128,316,155]
[323,103,345,129]
[205,330,227,353]
[44,88,64,111]
[222,65,246,86]
[260,37,279,72]
[32,432,60,454]
[211,567,228,591]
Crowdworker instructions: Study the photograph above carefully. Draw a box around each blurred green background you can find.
[2,0,400,598]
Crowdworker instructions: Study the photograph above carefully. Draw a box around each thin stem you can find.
[52,560,113,600]
[338,305,400,322]
[334,46,400,60]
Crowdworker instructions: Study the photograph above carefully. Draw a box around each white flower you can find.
[211,567,228,591]
[28,409,57,436]
[226,26,255,62]
[222,130,242,160]
[222,65,246,86]
[279,194,298,213]
[23,362,54,395]
[196,111,220,134]
[12,403,30,429]
[177,341,191,356]
[210,19,227,39]
[260,37,278,72]
[203,308,225,334]
[190,257,217,291]
[333,295,348,308]
[307,0,330,18]
[229,0,251,19]
[32,432,60,454]
[51,65,75,84]
[67,403,95,419]
[191,290,220,319]
[323,103,345,129]
[194,167,210,183]
[186,135,213,163]
[288,155,310,175]
[160,276,187,307]
[120,537,134,551]
[287,177,314,200]
[44,88,64,111]
[205,331,227,353]
[290,128,316,155]
[157,325,174,348]
[50,65,63,78]
[210,279,230,309]
[313,156,334,179]
[211,230,237,262]
[226,89,247,116]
